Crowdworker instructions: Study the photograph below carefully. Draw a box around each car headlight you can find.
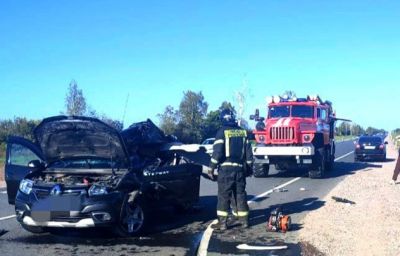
[19,179,33,195]
[88,185,108,196]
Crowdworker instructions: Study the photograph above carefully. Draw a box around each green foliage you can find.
[337,122,351,136]
[365,127,386,136]
[176,91,208,143]
[65,80,87,116]
[0,142,5,164]
[0,117,40,143]
[86,108,123,131]
[158,105,179,135]
[350,123,365,136]
[202,110,220,140]
[157,92,239,143]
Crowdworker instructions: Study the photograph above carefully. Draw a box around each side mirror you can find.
[28,160,45,170]
[384,141,388,145]
[249,109,265,122]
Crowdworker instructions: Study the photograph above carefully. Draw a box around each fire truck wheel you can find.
[253,163,269,178]
[325,149,334,172]
[309,150,325,179]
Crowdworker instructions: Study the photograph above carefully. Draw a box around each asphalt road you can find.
[0,139,371,256]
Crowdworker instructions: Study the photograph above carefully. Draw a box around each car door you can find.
[142,159,202,206]
[5,136,43,204]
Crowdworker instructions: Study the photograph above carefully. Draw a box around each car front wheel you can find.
[114,196,148,237]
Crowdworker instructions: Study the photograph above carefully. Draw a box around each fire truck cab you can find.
[250,95,339,179]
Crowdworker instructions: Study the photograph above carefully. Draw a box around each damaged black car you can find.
[5,116,202,236]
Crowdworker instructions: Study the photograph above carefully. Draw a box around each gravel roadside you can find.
[299,141,400,256]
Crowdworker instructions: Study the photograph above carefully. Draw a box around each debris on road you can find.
[299,187,306,191]
[273,188,288,193]
[266,207,291,233]
[237,243,288,251]
[331,196,356,205]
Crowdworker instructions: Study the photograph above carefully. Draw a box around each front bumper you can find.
[22,216,95,228]
[15,189,124,229]
[252,145,315,165]
[252,145,315,156]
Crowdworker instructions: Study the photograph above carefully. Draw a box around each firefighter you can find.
[208,108,254,230]
[391,148,400,185]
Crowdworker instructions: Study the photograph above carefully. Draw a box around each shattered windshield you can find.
[269,106,290,118]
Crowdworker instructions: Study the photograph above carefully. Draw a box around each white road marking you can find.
[197,149,355,256]
[0,191,7,194]
[0,215,15,221]
[237,244,288,250]
[197,219,218,256]
[247,177,302,204]
[334,151,354,161]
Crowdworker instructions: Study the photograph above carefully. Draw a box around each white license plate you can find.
[365,146,375,150]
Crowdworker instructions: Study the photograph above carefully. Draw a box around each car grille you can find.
[50,216,89,223]
[270,127,295,141]
[33,188,87,199]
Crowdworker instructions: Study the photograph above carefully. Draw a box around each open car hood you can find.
[34,116,129,164]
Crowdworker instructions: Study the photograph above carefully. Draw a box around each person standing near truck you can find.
[391,148,400,185]
[208,108,254,230]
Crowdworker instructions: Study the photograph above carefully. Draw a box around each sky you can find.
[0,0,399,130]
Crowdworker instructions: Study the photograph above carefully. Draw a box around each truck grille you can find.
[270,127,295,141]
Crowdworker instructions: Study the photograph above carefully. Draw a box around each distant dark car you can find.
[5,116,201,236]
[354,136,387,161]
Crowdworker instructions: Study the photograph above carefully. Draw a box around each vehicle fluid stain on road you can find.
[3,229,203,256]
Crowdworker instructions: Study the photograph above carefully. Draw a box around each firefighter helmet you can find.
[220,109,236,125]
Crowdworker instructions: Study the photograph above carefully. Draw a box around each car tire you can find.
[21,224,46,234]
[113,196,148,237]
[253,163,269,178]
[309,150,325,179]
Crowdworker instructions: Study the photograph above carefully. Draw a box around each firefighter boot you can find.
[239,216,249,229]
[211,217,228,231]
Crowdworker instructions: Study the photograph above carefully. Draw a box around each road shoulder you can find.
[299,142,400,255]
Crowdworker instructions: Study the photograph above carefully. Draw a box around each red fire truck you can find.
[250,95,348,178]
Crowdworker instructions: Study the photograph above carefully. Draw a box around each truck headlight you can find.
[88,185,108,196]
[19,179,33,195]
[303,134,313,143]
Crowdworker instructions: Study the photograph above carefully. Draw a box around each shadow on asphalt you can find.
[249,197,325,228]
[262,160,384,180]
[326,161,382,178]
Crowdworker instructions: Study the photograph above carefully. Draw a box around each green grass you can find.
[335,135,357,142]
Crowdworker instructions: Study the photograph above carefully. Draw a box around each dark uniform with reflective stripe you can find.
[393,148,400,181]
[210,124,253,222]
